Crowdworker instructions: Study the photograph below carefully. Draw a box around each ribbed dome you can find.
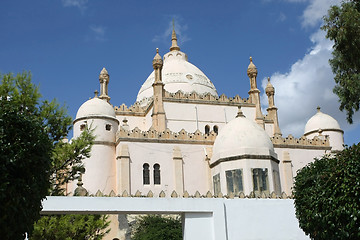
[304,107,341,135]
[212,111,275,161]
[136,50,218,103]
[76,97,116,119]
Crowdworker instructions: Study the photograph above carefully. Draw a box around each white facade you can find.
[70,29,344,239]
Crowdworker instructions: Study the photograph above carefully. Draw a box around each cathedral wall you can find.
[163,102,256,133]
[275,147,327,195]
[82,144,117,195]
[122,142,210,196]
[116,115,147,131]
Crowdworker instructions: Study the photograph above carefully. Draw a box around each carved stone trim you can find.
[304,128,344,136]
[116,127,216,145]
[114,100,153,116]
[210,154,279,168]
[163,90,254,106]
[271,135,331,149]
[93,141,116,146]
[74,115,119,124]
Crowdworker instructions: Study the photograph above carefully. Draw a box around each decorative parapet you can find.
[272,134,331,149]
[84,189,293,199]
[116,127,216,145]
[163,90,253,106]
[114,100,152,116]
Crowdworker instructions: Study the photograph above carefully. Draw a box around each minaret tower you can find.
[265,77,282,136]
[151,48,166,132]
[99,67,110,102]
[247,57,264,127]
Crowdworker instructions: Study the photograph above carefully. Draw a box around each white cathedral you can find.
[70,28,344,238]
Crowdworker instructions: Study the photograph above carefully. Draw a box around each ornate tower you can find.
[151,48,166,132]
[247,57,264,128]
[265,77,282,136]
[99,67,110,102]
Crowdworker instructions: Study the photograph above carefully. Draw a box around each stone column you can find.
[173,146,184,195]
[117,144,130,194]
[151,48,166,132]
[282,151,293,196]
[247,57,264,128]
[265,77,282,136]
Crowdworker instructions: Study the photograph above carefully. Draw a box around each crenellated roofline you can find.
[115,126,331,149]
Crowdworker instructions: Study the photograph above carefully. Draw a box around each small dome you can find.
[304,107,341,135]
[76,97,116,119]
[212,109,275,161]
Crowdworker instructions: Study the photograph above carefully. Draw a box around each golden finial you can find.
[170,20,180,52]
[247,56,258,78]
[94,90,99,98]
[317,106,321,113]
[152,48,163,69]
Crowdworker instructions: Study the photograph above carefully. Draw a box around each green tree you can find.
[32,215,109,240]
[322,0,360,123]
[131,215,182,240]
[293,144,360,239]
[0,72,70,239]
[0,72,109,239]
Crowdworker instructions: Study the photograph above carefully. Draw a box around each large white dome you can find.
[136,50,218,103]
[76,97,116,120]
[212,110,275,161]
[304,107,341,135]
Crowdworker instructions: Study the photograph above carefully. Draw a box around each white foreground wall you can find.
[41,197,308,240]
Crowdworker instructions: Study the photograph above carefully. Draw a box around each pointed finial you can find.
[100,67,108,75]
[236,106,245,118]
[94,90,99,98]
[152,48,163,69]
[170,21,180,52]
[265,77,274,95]
[317,106,321,113]
[247,56,258,78]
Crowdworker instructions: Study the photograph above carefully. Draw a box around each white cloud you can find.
[61,0,88,11]
[261,29,360,138]
[89,25,106,41]
[260,0,360,138]
[152,17,190,46]
[301,0,341,27]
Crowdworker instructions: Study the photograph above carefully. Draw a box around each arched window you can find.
[213,125,219,135]
[153,163,161,185]
[143,163,150,185]
[205,125,210,135]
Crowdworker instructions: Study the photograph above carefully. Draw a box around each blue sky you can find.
[1,0,359,145]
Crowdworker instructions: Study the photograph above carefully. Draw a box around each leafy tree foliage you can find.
[32,215,109,240]
[0,72,70,239]
[322,0,360,123]
[0,72,109,239]
[132,215,182,240]
[293,144,360,239]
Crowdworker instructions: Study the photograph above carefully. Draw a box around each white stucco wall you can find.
[163,102,256,134]
[41,197,310,240]
[122,142,210,196]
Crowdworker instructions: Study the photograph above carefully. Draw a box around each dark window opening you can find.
[105,124,111,131]
[154,163,161,185]
[143,163,150,185]
[80,124,86,131]
[226,169,243,196]
[205,125,210,135]
[213,125,219,135]
[252,168,269,196]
